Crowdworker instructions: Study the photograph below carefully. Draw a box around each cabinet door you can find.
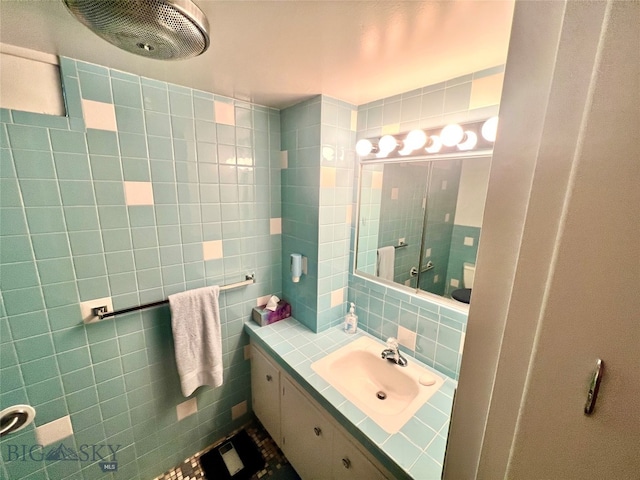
[331,429,389,480]
[251,344,281,444]
[281,377,334,480]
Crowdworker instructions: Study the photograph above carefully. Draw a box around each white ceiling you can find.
[0,0,514,109]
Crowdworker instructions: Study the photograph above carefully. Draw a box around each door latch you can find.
[584,359,604,415]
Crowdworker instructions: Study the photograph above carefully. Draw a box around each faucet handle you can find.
[386,337,399,349]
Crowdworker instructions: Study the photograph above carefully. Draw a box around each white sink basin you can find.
[311,336,444,433]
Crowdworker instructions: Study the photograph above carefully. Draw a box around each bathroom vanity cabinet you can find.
[251,342,390,480]
[250,343,281,443]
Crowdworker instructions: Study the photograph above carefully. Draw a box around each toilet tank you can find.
[463,263,476,288]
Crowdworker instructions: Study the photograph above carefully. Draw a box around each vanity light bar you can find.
[356,117,498,160]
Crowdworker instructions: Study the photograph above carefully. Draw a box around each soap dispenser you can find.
[344,302,358,334]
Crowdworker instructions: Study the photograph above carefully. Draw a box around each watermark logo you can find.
[46,443,78,461]
[4,443,120,472]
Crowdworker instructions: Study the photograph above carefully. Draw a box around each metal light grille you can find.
[63,0,210,60]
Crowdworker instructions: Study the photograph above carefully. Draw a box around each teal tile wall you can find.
[354,164,383,276]
[317,97,356,331]
[377,163,429,287]
[281,96,356,332]
[281,97,321,331]
[0,57,282,480]
[418,160,463,296]
[444,225,481,296]
[350,65,504,379]
[349,275,467,380]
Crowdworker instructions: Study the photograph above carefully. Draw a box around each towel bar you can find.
[89,274,255,321]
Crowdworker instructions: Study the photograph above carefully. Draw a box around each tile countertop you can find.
[244,318,457,480]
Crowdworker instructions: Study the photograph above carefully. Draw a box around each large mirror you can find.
[355,153,491,305]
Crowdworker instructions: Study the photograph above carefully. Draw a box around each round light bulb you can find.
[425,135,442,154]
[457,131,478,151]
[355,139,373,156]
[378,135,398,155]
[440,124,465,147]
[481,116,499,142]
[404,130,427,151]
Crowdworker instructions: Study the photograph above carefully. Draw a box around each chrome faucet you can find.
[381,337,408,367]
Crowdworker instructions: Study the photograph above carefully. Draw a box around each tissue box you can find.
[252,301,291,327]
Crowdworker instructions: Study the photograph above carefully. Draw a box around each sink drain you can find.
[376,391,387,400]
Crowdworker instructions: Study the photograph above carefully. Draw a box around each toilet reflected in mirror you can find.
[451,262,475,304]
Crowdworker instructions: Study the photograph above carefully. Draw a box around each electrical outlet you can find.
[80,297,113,324]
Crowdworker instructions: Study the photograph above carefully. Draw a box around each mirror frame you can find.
[353,149,493,311]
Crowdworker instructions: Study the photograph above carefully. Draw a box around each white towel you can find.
[377,246,395,281]
[168,285,223,397]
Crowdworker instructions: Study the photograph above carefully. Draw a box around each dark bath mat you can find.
[199,429,265,480]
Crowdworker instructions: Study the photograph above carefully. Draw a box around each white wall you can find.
[453,157,491,228]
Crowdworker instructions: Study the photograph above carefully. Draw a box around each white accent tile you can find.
[214,101,235,126]
[470,73,505,109]
[350,110,358,131]
[124,181,154,206]
[397,326,417,351]
[80,296,114,324]
[35,416,73,447]
[231,401,247,420]
[320,166,336,188]
[371,171,383,189]
[330,288,344,308]
[450,279,460,288]
[381,123,400,135]
[391,187,399,200]
[270,218,282,235]
[464,236,475,246]
[280,150,288,169]
[82,99,117,131]
[426,248,432,257]
[176,398,198,421]
[202,240,223,260]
